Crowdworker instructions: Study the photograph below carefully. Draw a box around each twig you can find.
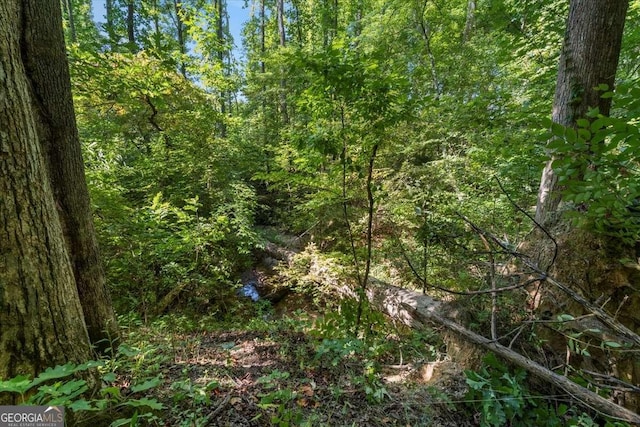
[457,212,640,349]
[581,370,640,393]
[479,234,498,341]
[493,176,558,271]
[205,394,231,425]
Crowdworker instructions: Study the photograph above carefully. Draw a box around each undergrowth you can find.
[0,307,628,426]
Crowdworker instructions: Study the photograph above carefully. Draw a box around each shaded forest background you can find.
[5,0,640,425]
[66,0,640,321]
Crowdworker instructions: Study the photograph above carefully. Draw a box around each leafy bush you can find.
[93,189,260,316]
[544,80,640,243]
[465,353,629,427]
[0,361,163,426]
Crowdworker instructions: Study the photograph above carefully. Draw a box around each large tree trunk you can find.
[528,0,639,411]
[0,0,93,392]
[21,0,119,353]
[535,0,628,223]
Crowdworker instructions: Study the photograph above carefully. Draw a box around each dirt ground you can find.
[149,325,475,426]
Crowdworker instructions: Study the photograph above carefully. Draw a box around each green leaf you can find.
[68,399,95,411]
[0,375,33,394]
[603,341,622,348]
[557,314,574,322]
[101,386,121,398]
[577,128,591,141]
[551,122,566,137]
[124,397,164,410]
[30,363,97,388]
[576,118,590,128]
[102,372,117,383]
[131,376,162,393]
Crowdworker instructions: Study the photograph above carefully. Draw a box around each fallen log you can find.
[405,303,640,425]
[264,242,640,424]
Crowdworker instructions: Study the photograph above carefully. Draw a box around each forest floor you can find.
[120,298,476,427]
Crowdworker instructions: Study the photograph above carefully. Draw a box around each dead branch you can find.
[457,213,640,349]
[405,302,640,425]
[263,239,640,424]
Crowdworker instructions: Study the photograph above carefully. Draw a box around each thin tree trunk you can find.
[22,0,119,352]
[353,0,363,38]
[355,143,379,330]
[260,0,265,74]
[416,3,441,97]
[153,0,162,51]
[174,0,187,78]
[0,0,93,389]
[277,0,286,47]
[332,0,338,37]
[62,0,77,43]
[105,0,117,48]
[217,0,227,137]
[127,0,137,51]
[535,0,629,223]
[462,0,475,42]
[291,0,303,45]
[276,0,289,124]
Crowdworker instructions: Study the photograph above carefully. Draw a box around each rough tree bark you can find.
[536,0,629,223]
[0,0,93,391]
[527,0,639,410]
[20,0,119,352]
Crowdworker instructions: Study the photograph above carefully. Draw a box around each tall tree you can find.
[276,0,286,47]
[173,0,187,77]
[215,0,228,134]
[529,0,639,410]
[61,0,77,42]
[276,0,289,123]
[0,0,97,388]
[536,0,629,223]
[20,0,119,351]
[127,0,137,50]
[106,0,118,47]
[462,0,475,42]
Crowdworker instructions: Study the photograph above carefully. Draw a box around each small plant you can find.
[256,370,303,426]
[0,361,163,426]
[169,374,220,427]
[465,353,629,427]
[465,353,535,427]
[353,361,390,403]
